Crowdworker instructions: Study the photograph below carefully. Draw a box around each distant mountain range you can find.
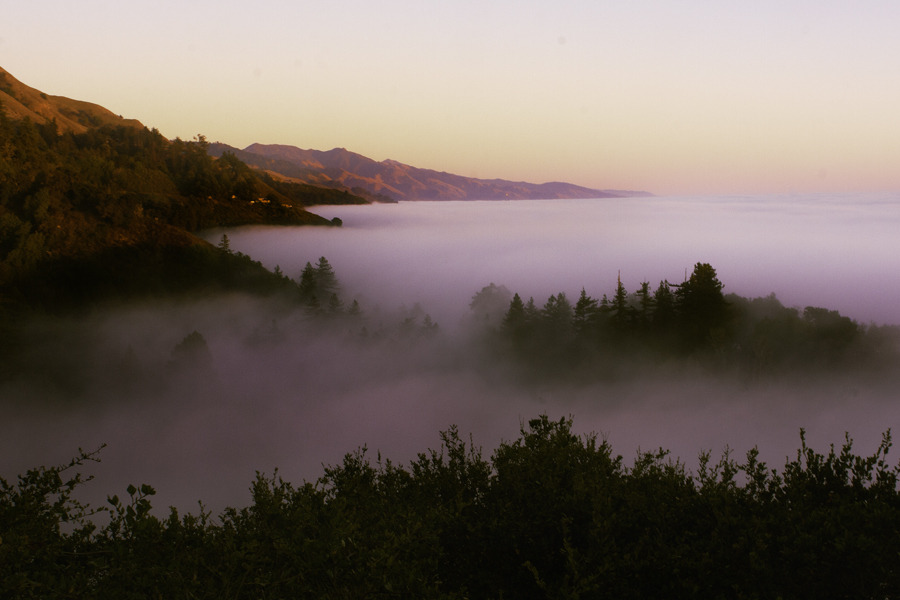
[209,143,652,202]
[0,66,143,134]
[0,63,650,202]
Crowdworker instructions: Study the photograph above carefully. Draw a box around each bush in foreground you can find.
[2,417,899,599]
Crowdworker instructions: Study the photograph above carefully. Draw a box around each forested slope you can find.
[0,110,362,313]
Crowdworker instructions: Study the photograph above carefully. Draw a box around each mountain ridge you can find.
[0,66,143,134]
[213,142,652,201]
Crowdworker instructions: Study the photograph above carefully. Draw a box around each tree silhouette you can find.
[573,287,599,337]
[297,261,318,305]
[314,256,338,298]
[673,262,728,349]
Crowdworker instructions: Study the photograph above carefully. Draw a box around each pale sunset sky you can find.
[4,1,899,195]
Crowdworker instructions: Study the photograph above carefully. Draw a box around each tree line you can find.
[482,262,897,380]
[2,416,899,598]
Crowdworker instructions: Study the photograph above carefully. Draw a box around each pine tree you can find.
[502,293,533,353]
[610,272,631,331]
[542,292,573,334]
[524,297,539,322]
[672,262,728,349]
[327,292,343,314]
[635,281,655,330]
[573,288,599,336]
[652,280,675,333]
[298,257,340,310]
[502,293,527,333]
[314,256,338,298]
[298,261,317,305]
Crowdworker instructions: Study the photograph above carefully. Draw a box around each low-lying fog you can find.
[212,193,900,328]
[4,193,900,515]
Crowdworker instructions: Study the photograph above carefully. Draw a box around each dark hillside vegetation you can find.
[0,251,443,399]
[2,416,899,598]
[0,106,365,315]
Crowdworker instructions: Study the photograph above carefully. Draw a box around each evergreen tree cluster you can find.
[3,417,900,598]
[494,262,894,379]
[298,256,342,312]
[291,255,438,341]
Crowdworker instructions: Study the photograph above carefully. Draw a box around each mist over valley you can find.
[5,194,900,515]
[216,194,900,328]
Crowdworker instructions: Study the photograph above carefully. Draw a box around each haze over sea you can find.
[5,194,900,515]
[207,193,900,328]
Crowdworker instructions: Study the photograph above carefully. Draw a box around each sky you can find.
[4,1,900,195]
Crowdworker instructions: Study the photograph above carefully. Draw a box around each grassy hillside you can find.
[0,66,144,134]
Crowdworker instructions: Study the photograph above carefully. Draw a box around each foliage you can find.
[0,112,364,314]
[2,418,900,598]
[489,262,898,380]
[0,447,103,597]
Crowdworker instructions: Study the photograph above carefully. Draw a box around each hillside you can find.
[212,142,652,201]
[0,67,358,314]
[0,66,143,134]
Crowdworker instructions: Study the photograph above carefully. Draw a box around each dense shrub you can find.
[3,417,899,598]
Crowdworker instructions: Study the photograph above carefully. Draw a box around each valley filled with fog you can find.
[4,193,900,514]
[216,193,900,328]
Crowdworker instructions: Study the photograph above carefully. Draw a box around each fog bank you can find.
[206,194,900,328]
[3,292,898,515]
[4,193,899,515]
